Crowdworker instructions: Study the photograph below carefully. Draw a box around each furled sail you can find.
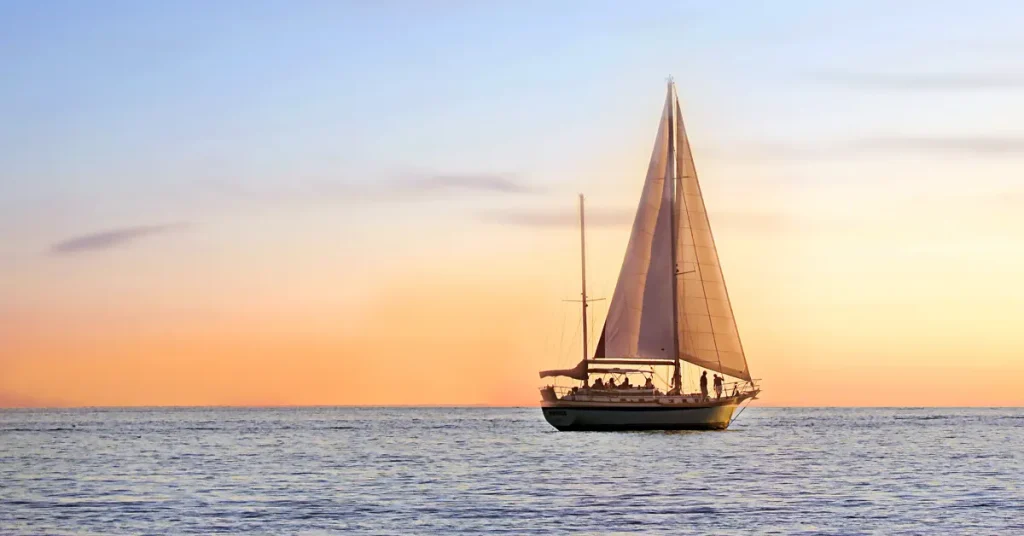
[594,82,752,382]
[539,359,588,380]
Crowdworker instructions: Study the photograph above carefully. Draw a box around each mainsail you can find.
[594,82,752,382]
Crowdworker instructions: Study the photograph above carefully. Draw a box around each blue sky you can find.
[2,1,1024,406]
[2,2,1021,234]
[2,0,1022,276]
[1,0,1021,312]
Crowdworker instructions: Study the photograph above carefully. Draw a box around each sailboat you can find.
[539,80,760,431]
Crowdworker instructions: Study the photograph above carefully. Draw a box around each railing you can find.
[543,381,758,401]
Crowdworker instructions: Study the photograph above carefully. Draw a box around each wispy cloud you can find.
[399,174,536,195]
[724,136,1024,162]
[854,136,1024,156]
[707,142,835,162]
[710,211,808,232]
[809,71,1024,90]
[478,207,852,235]
[49,223,189,255]
[203,173,540,204]
[478,207,633,228]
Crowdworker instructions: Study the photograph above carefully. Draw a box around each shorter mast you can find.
[579,193,590,383]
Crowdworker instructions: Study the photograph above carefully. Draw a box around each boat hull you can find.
[541,402,739,431]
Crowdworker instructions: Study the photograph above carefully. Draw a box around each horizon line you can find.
[1,404,1021,410]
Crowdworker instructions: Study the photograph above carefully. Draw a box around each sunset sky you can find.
[2,1,1023,407]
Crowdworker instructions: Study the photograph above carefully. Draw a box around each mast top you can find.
[665,77,679,109]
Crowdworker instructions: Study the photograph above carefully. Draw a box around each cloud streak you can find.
[49,223,189,255]
[204,173,540,204]
[399,174,536,195]
[810,71,1024,90]
[480,207,851,233]
[478,207,633,228]
[725,136,1024,162]
[854,137,1024,156]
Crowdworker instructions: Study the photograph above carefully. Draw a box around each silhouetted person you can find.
[713,374,723,399]
[699,371,709,401]
[594,378,604,389]
[608,378,617,389]
[644,377,654,389]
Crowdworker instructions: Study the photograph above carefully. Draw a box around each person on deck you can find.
[622,377,631,389]
[713,374,723,399]
[643,377,654,389]
[699,371,709,401]
[607,378,617,389]
[594,378,604,389]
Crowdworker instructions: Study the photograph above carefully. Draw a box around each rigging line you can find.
[542,294,562,361]
[555,301,570,367]
[588,297,596,357]
[730,397,755,426]
[566,314,582,364]
[555,314,582,389]
[655,368,672,390]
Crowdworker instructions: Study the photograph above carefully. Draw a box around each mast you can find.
[579,193,590,383]
[667,80,683,391]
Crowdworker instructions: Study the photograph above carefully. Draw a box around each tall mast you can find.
[667,80,683,391]
[579,193,590,383]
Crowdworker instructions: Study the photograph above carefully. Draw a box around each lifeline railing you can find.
[546,380,758,400]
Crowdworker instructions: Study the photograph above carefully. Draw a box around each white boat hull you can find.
[541,397,747,431]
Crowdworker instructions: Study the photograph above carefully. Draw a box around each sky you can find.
[2,1,1023,407]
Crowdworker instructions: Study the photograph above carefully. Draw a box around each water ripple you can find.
[0,407,1021,534]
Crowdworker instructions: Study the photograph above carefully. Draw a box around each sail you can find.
[673,96,752,381]
[593,89,676,361]
[595,82,752,382]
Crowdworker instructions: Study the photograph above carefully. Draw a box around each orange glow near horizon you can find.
[3,109,1024,409]
[3,225,1023,408]
[5,1,1024,411]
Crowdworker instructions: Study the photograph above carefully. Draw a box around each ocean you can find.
[1,407,1021,535]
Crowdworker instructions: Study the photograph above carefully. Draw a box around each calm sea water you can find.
[1,407,1021,535]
